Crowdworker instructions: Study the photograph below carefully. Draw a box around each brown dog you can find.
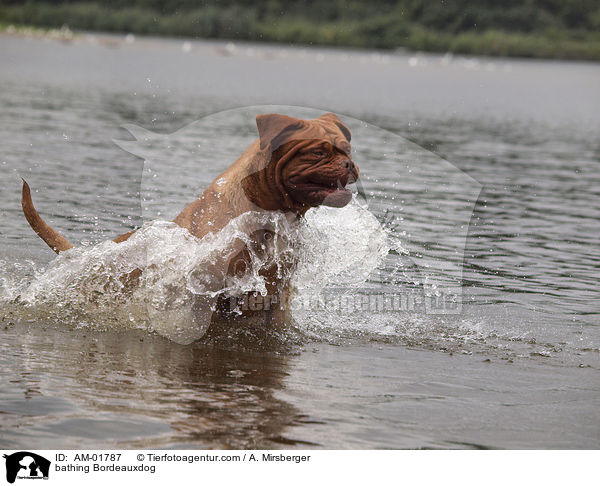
[21,112,359,328]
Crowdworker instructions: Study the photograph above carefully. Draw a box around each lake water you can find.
[0,33,599,449]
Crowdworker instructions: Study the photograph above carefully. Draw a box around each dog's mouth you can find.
[290,180,348,193]
[288,172,355,193]
[286,175,355,208]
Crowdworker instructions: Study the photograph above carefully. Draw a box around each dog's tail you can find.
[21,179,74,254]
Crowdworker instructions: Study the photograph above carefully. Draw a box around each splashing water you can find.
[0,197,557,358]
[0,199,390,344]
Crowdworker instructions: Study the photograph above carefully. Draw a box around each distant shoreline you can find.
[1,4,599,62]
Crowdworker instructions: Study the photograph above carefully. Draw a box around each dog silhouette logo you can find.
[3,452,50,483]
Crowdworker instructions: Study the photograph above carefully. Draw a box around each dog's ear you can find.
[256,113,304,150]
[319,113,351,142]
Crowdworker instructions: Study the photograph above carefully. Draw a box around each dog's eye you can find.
[312,150,326,158]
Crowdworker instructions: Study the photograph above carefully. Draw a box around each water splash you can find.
[1,200,389,345]
[1,199,589,363]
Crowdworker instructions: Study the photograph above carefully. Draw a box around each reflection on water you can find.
[1,320,310,449]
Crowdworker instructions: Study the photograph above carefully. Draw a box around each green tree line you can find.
[2,0,600,59]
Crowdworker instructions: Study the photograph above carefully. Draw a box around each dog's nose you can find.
[343,159,352,169]
[344,159,359,182]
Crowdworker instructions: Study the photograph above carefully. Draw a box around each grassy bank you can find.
[1,1,600,61]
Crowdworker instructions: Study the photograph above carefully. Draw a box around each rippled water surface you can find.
[1,34,599,449]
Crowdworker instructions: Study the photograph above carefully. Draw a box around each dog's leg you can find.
[261,283,290,328]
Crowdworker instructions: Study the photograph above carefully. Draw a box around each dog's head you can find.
[242,113,359,212]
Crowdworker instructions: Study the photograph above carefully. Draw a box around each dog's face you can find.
[279,138,358,208]
[244,113,359,211]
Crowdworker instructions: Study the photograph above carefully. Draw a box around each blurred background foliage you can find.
[1,0,599,59]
